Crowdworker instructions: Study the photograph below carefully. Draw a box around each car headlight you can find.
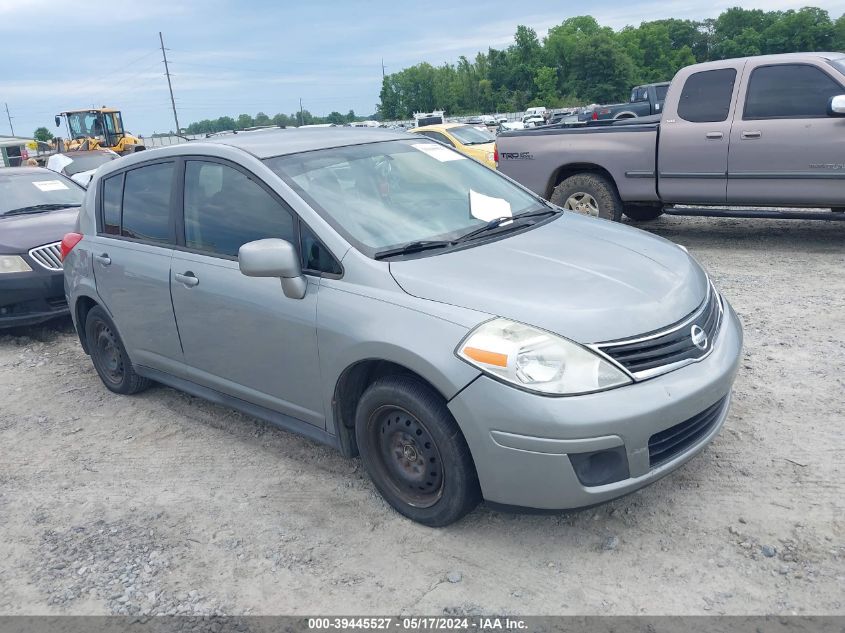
[0,255,32,273]
[457,318,631,395]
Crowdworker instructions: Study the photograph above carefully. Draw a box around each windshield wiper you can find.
[452,207,560,245]
[374,240,452,260]
[3,203,81,216]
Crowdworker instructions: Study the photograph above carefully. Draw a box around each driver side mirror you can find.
[827,95,845,116]
[238,238,306,299]
[54,115,61,127]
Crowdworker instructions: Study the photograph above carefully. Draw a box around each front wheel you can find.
[355,375,481,526]
[550,173,623,222]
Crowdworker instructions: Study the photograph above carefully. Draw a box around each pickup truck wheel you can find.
[551,173,623,222]
[624,204,664,222]
[355,375,481,527]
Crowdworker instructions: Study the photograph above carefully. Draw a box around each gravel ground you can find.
[0,214,843,616]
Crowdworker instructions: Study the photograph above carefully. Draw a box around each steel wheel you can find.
[563,192,600,217]
[368,405,444,508]
[93,321,125,386]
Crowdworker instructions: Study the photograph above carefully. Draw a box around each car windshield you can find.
[63,152,118,176]
[448,125,495,145]
[0,171,84,215]
[265,139,542,255]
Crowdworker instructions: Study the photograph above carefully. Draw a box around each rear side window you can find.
[121,162,174,244]
[418,131,455,146]
[101,173,123,235]
[744,64,843,119]
[677,68,736,123]
[183,160,295,257]
[655,85,669,101]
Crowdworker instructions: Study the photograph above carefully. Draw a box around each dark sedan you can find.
[0,168,83,327]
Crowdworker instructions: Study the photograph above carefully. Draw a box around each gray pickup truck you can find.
[582,82,670,121]
[498,52,845,222]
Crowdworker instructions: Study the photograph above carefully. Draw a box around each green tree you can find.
[254,112,271,126]
[533,66,558,104]
[326,111,345,124]
[33,127,53,142]
[236,114,254,129]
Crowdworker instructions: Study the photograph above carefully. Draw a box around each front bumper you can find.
[448,299,743,510]
[0,268,68,328]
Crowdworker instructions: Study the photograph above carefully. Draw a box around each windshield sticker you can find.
[32,180,69,192]
[411,143,466,162]
[469,189,512,222]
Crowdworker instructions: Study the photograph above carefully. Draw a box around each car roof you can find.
[202,127,409,159]
[0,167,53,177]
[412,123,471,132]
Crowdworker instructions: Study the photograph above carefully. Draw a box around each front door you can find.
[727,61,845,206]
[169,159,324,427]
[657,62,744,204]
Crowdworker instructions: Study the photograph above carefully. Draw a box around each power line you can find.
[159,32,181,133]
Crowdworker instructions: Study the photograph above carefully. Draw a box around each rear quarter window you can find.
[677,68,736,123]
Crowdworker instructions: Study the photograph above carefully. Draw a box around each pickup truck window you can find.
[743,64,844,120]
[677,68,736,123]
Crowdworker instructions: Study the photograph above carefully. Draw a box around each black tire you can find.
[85,305,151,395]
[355,375,481,527]
[550,173,623,222]
[624,204,665,222]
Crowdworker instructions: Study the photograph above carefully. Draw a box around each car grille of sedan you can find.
[648,395,728,467]
[28,242,63,271]
[596,284,722,379]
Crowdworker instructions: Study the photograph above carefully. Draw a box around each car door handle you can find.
[94,253,111,266]
[705,131,723,139]
[741,130,762,139]
[174,272,199,287]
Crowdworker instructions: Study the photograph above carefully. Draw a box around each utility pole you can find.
[381,58,386,78]
[4,103,14,136]
[159,31,181,134]
[299,98,304,126]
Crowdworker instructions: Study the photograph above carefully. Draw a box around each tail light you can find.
[493,144,499,163]
[591,111,598,120]
[60,232,83,261]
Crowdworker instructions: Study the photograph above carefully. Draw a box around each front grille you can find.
[648,396,728,467]
[597,284,722,378]
[28,242,63,271]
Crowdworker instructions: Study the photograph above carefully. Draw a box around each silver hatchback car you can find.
[63,128,742,526]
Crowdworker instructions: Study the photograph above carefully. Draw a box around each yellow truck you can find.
[54,107,145,154]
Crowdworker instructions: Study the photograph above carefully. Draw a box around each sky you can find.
[2,0,844,137]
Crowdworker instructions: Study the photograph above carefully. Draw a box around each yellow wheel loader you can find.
[54,108,145,155]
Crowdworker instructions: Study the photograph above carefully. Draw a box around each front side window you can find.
[677,68,736,123]
[265,140,542,255]
[121,162,174,244]
[183,161,295,257]
[744,64,843,119]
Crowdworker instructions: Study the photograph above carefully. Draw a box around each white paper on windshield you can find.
[412,142,465,162]
[469,189,512,222]
[32,180,69,192]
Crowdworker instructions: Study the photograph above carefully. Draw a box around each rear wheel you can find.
[85,306,151,395]
[624,204,664,222]
[551,173,623,222]
[355,375,480,527]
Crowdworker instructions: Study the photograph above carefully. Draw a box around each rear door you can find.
[169,158,326,427]
[657,61,744,203]
[727,61,845,206]
[91,161,183,370]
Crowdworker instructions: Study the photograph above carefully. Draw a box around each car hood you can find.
[389,213,709,343]
[0,207,79,253]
